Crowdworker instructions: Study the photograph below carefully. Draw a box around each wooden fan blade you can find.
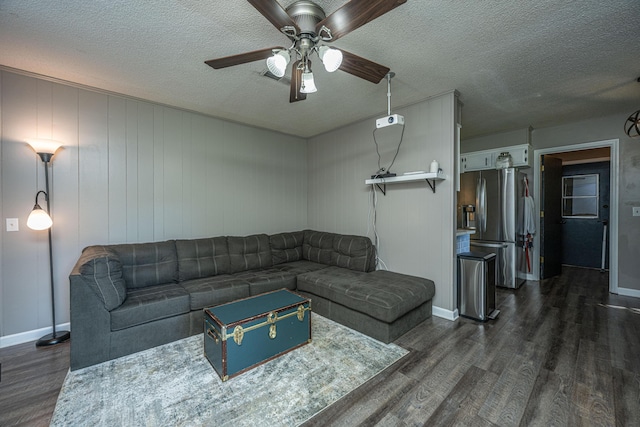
[247,0,300,33]
[338,49,390,84]
[289,60,307,103]
[205,47,283,69]
[316,0,406,41]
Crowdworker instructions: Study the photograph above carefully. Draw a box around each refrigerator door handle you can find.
[480,178,487,232]
[502,172,509,240]
[476,177,482,232]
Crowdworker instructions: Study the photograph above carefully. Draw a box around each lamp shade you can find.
[266,50,290,78]
[26,139,63,155]
[319,46,342,72]
[27,204,53,230]
[300,72,317,93]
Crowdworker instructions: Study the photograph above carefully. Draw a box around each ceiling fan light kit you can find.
[205,0,407,102]
[300,71,317,93]
[266,50,290,77]
[318,46,343,72]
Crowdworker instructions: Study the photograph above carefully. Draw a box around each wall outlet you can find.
[633,207,640,217]
[6,218,19,232]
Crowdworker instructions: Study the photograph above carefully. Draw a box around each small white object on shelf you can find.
[403,170,426,175]
[430,160,439,173]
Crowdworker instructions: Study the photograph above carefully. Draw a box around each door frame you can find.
[533,139,619,294]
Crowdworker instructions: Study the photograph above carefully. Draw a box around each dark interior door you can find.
[541,155,563,278]
[561,161,610,269]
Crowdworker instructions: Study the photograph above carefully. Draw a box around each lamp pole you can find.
[35,151,70,347]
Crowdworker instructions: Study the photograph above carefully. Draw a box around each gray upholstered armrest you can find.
[72,246,127,311]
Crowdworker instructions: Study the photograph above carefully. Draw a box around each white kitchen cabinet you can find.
[461,144,532,172]
[504,144,531,167]
[460,150,495,171]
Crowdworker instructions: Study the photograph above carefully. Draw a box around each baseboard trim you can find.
[432,306,459,321]
[0,323,71,349]
[616,287,640,298]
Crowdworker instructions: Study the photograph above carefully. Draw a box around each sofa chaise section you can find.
[297,267,435,343]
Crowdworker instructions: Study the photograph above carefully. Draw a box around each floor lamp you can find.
[26,139,71,347]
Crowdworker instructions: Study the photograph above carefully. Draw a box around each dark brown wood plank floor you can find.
[0,337,69,426]
[1,266,639,426]
[302,267,640,426]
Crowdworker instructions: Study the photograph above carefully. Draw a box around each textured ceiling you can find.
[0,0,638,139]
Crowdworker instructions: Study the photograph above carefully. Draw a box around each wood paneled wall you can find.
[307,92,459,313]
[0,71,307,337]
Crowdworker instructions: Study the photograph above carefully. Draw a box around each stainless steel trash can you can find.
[457,252,499,321]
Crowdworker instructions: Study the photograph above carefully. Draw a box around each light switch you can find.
[6,218,19,232]
[633,207,640,217]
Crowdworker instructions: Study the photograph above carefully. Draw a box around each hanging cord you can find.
[368,182,388,270]
[372,124,406,175]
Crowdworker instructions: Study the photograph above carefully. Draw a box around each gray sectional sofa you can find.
[69,230,435,370]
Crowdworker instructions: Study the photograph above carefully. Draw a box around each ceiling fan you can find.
[205,0,407,103]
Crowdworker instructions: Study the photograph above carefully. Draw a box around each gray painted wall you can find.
[463,113,640,291]
[0,71,307,339]
[461,127,531,153]
[307,92,459,313]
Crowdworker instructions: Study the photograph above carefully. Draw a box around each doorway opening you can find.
[533,139,619,294]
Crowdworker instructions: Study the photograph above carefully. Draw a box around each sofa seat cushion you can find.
[297,267,435,324]
[233,269,298,295]
[181,275,250,310]
[228,234,273,273]
[272,260,329,275]
[110,283,190,331]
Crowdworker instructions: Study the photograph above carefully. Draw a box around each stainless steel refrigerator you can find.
[458,167,526,289]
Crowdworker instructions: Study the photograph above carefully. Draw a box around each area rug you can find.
[51,314,407,426]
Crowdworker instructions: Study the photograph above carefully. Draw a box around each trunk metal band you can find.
[220,304,311,345]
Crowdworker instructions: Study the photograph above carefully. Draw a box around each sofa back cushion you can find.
[302,230,335,265]
[110,241,178,289]
[270,231,304,265]
[331,234,376,272]
[175,237,231,281]
[228,234,273,273]
[77,246,127,311]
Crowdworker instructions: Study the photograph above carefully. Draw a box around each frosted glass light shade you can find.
[300,72,317,93]
[26,139,63,155]
[319,46,342,72]
[266,51,290,78]
[27,205,53,230]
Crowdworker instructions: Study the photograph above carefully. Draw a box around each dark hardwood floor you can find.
[0,336,69,426]
[303,267,640,426]
[1,266,639,426]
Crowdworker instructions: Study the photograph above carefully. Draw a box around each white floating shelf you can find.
[365,171,447,193]
[365,171,446,185]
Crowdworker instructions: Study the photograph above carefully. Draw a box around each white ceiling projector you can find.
[376,113,405,129]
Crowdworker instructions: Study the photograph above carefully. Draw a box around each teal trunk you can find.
[204,289,312,381]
